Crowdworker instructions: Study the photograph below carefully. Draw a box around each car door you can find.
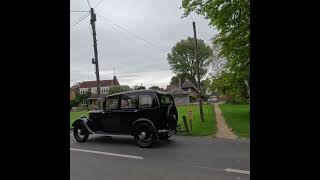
[112,93,139,134]
[137,93,161,125]
[102,95,121,133]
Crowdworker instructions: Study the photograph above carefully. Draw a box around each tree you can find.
[133,85,146,90]
[70,93,89,107]
[149,86,163,91]
[108,85,131,95]
[137,86,146,90]
[167,37,212,84]
[169,75,188,86]
[182,0,250,102]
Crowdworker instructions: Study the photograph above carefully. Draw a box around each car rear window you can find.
[139,95,152,108]
[105,96,119,110]
[160,94,174,105]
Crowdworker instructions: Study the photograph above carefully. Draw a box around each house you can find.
[166,78,201,105]
[78,76,120,106]
[206,89,218,102]
[170,88,190,106]
[70,89,76,101]
[181,79,199,98]
[70,84,80,101]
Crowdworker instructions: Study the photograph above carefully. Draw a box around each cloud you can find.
[70,0,217,88]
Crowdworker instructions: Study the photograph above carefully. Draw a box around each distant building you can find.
[181,79,199,98]
[170,88,190,106]
[166,78,201,105]
[77,76,120,106]
[70,84,80,101]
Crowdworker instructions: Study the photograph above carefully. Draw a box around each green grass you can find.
[176,104,216,136]
[219,103,250,138]
[70,111,89,128]
[69,104,216,136]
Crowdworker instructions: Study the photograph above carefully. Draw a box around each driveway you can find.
[70,133,250,180]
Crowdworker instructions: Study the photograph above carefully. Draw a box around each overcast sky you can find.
[70,0,217,89]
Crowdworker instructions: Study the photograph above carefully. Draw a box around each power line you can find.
[86,0,92,8]
[94,0,104,8]
[96,13,166,52]
[71,12,90,25]
[71,13,90,27]
[70,10,89,12]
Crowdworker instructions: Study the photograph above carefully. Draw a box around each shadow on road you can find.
[85,135,180,148]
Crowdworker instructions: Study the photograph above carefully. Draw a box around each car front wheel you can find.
[73,122,89,142]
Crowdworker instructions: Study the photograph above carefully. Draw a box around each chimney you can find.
[113,75,117,85]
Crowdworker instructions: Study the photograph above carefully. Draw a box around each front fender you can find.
[72,118,94,134]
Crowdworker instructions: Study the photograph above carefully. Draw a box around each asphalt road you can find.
[70,133,250,180]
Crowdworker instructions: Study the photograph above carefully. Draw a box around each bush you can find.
[189,96,197,103]
[86,105,98,111]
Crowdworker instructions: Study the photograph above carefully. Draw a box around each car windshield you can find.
[159,94,174,105]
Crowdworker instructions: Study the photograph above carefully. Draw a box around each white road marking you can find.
[70,148,143,160]
[191,165,224,172]
[225,168,250,175]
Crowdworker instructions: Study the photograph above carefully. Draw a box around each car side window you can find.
[139,94,152,108]
[105,96,119,110]
[120,94,137,109]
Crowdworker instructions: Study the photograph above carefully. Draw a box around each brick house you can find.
[70,89,76,101]
[78,76,120,106]
[70,84,80,101]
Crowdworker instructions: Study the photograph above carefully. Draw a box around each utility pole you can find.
[192,22,205,122]
[90,7,102,110]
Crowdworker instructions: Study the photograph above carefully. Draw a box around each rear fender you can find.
[131,118,159,139]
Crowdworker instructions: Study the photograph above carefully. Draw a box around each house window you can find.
[139,95,152,108]
[81,99,87,105]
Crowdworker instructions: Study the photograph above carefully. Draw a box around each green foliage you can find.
[133,85,146,90]
[108,85,131,95]
[189,96,197,103]
[211,70,248,103]
[167,37,212,83]
[182,0,250,102]
[70,93,89,107]
[149,86,164,91]
[137,86,146,90]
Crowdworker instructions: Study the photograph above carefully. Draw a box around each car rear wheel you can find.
[73,122,89,142]
[133,123,155,148]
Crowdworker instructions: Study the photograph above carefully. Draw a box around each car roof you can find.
[105,89,170,98]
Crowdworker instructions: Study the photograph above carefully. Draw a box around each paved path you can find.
[70,133,250,180]
[214,103,238,139]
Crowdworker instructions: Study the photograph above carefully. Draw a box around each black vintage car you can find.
[72,89,178,148]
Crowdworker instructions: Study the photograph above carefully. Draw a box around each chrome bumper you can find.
[158,129,171,133]
[158,129,176,136]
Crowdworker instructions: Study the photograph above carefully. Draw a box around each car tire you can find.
[73,122,89,142]
[133,123,156,148]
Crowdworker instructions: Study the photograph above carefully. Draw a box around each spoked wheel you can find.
[73,122,89,142]
[134,123,155,148]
